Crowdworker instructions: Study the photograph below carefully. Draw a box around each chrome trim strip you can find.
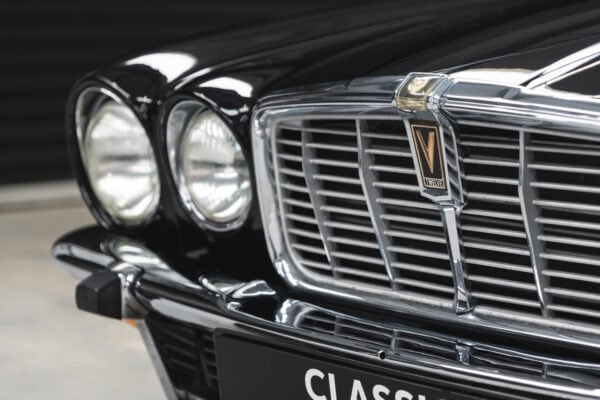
[442,80,600,135]
[518,131,552,317]
[525,42,600,89]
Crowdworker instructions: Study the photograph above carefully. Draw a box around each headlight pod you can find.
[75,88,160,225]
[167,100,252,231]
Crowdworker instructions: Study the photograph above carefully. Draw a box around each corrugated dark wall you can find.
[0,0,370,184]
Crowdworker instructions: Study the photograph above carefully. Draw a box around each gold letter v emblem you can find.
[415,130,436,174]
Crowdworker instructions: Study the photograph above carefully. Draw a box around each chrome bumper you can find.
[53,227,600,400]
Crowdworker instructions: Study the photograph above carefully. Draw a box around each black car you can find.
[53,1,600,399]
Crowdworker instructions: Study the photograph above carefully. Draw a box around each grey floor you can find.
[0,185,165,399]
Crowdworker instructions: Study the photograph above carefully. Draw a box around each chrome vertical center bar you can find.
[397,73,473,314]
[440,203,472,314]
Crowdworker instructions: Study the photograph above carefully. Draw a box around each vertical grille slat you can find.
[357,119,402,290]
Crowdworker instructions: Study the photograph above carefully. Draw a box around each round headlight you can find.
[167,101,251,230]
[76,89,160,224]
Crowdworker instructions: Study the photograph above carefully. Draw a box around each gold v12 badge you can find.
[410,122,447,190]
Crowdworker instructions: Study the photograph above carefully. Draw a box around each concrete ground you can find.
[0,182,165,399]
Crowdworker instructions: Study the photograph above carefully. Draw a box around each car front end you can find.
[53,2,600,399]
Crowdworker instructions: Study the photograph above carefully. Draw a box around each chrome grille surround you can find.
[253,71,600,341]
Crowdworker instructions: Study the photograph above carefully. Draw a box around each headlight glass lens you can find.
[80,92,160,223]
[180,110,251,225]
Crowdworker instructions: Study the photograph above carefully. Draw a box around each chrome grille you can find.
[270,112,600,330]
[275,117,453,301]
[255,70,600,338]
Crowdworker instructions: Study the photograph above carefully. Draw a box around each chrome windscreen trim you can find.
[525,42,600,89]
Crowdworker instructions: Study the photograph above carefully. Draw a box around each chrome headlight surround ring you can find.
[73,84,161,229]
[165,99,253,233]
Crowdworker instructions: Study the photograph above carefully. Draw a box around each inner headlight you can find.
[76,88,160,224]
[167,101,252,231]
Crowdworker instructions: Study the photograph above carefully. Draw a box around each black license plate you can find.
[216,334,476,400]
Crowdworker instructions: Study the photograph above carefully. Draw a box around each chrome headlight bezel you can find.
[165,99,252,232]
[74,85,161,227]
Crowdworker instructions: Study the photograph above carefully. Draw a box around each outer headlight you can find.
[167,101,252,231]
[76,88,160,225]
